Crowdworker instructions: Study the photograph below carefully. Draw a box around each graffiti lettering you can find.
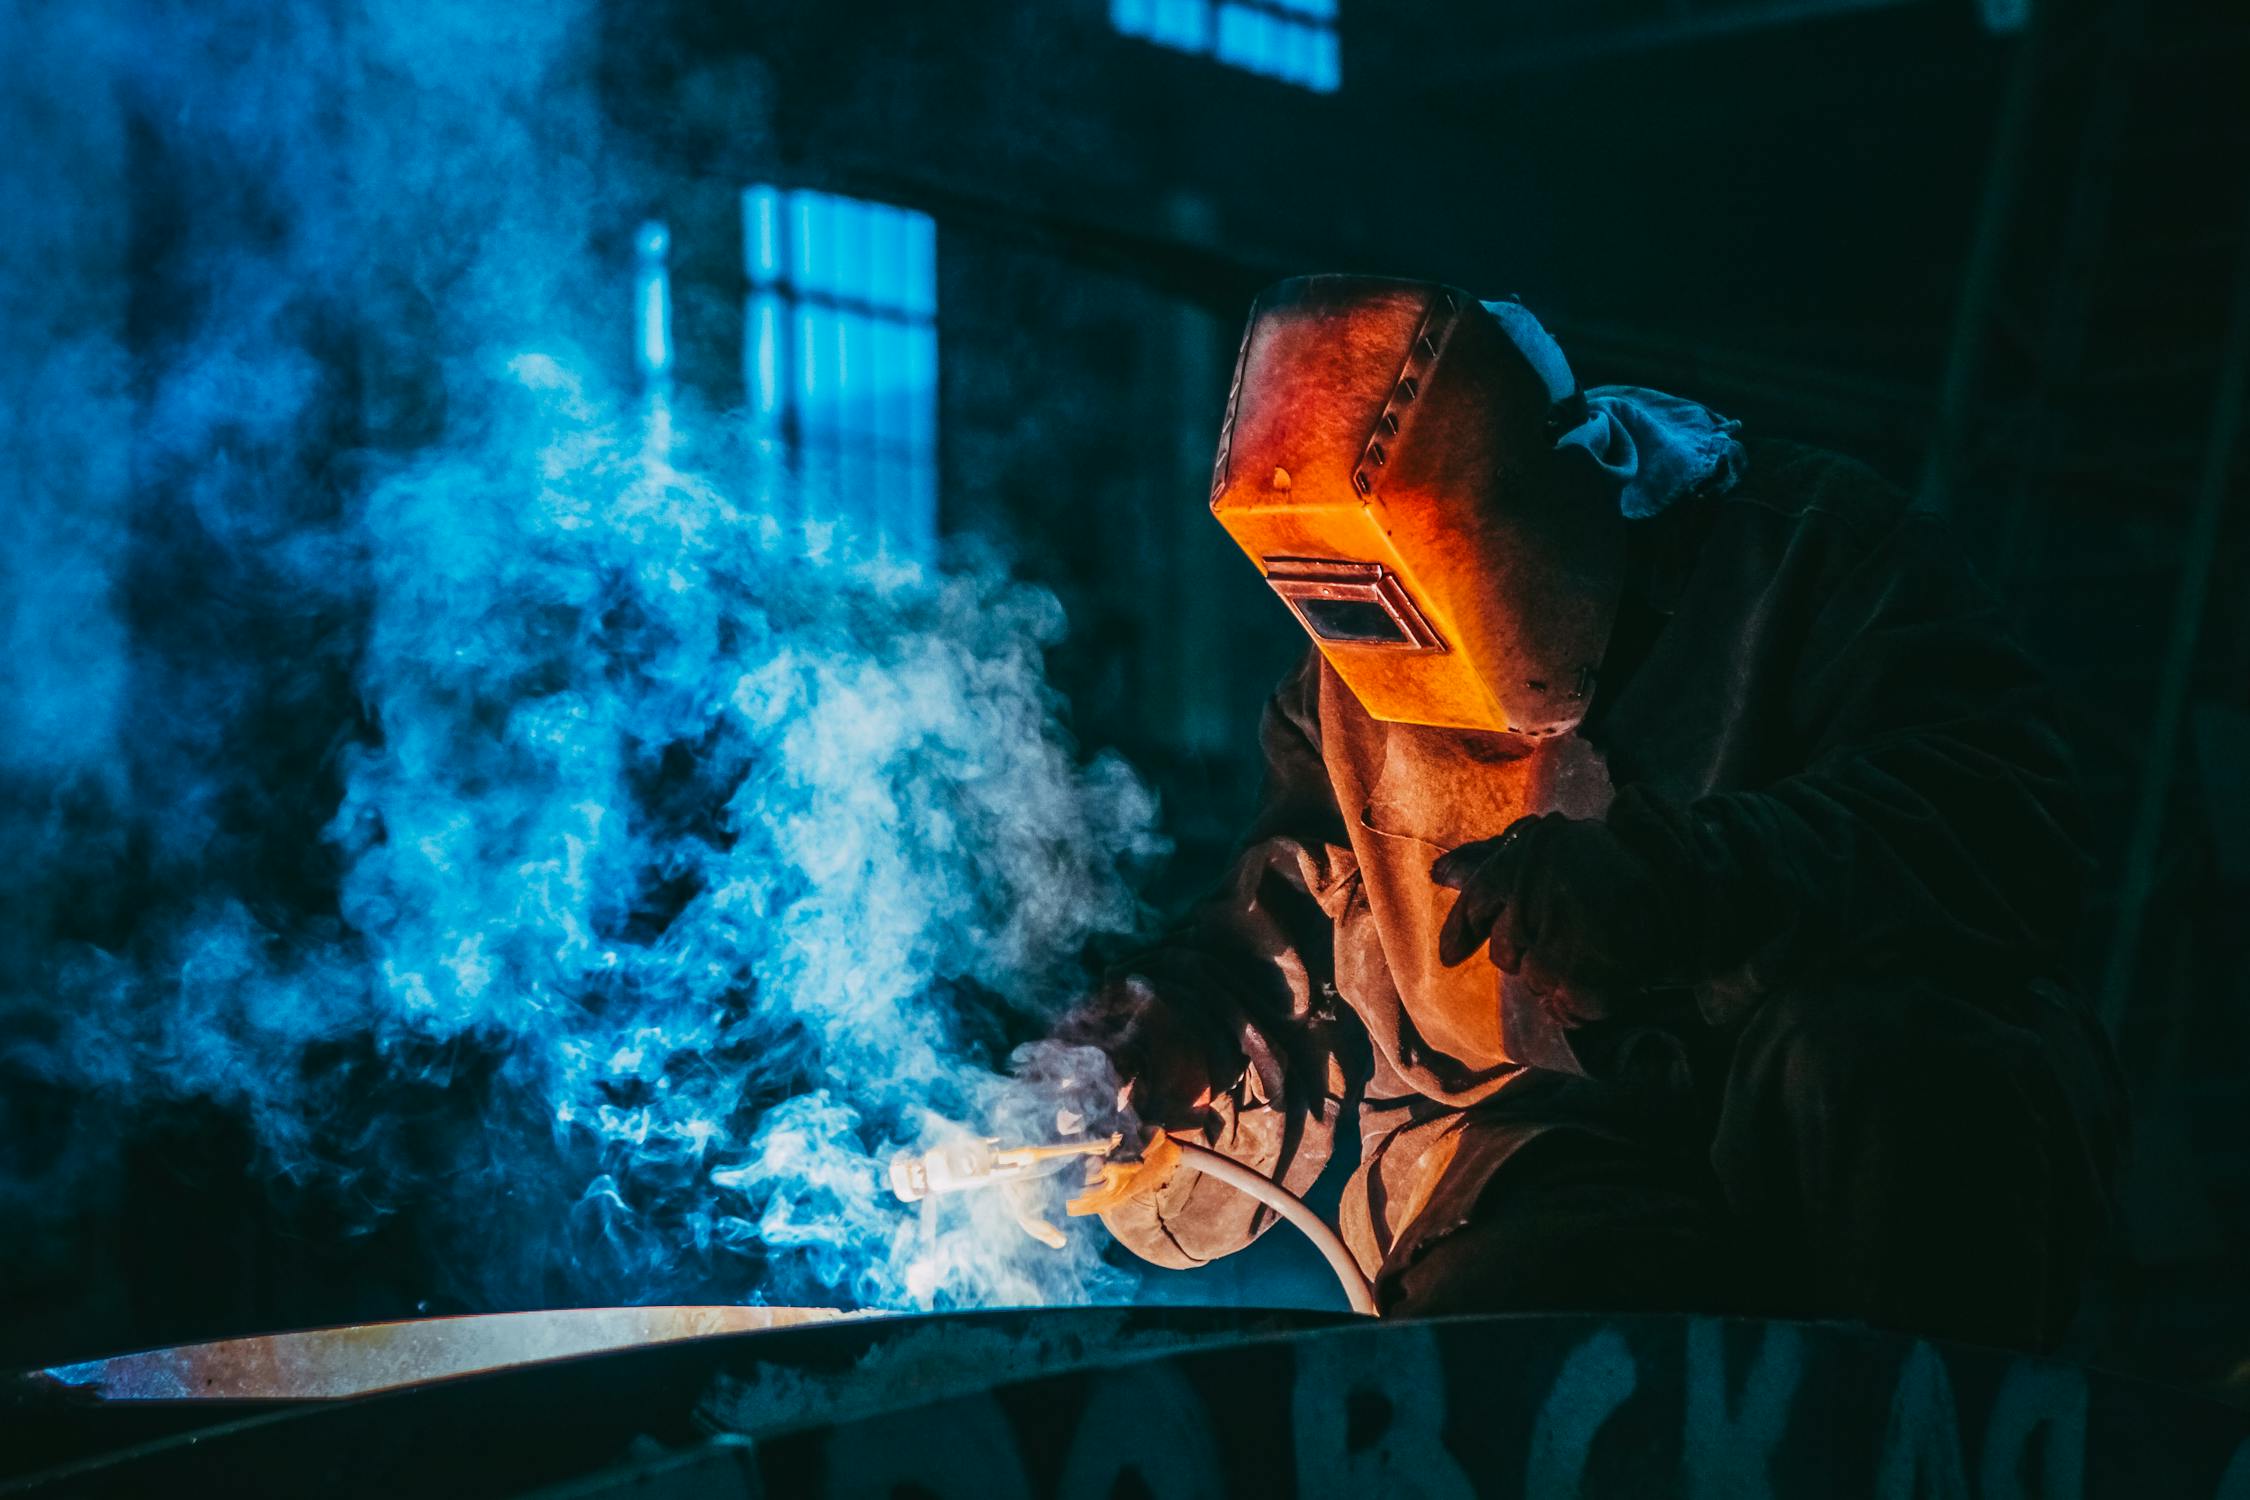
[1683,1320,1803,1500]
[1293,1323,1475,1500]
[2218,1438,2250,1500]
[1526,1327,1640,1500]
[730,1316,2250,1499]
[1875,1343,1971,1500]
[1980,1364,2087,1500]
[1057,1362,1225,1500]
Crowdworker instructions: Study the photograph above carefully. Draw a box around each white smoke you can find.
[0,0,1165,1312]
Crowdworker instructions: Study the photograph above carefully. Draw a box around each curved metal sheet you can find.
[14,1311,2241,1498]
[31,1305,853,1401]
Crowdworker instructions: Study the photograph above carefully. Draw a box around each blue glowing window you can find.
[634,221,673,388]
[1110,0,1340,93]
[742,186,940,562]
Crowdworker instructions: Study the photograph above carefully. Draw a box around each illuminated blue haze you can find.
[0,0,1158,1311]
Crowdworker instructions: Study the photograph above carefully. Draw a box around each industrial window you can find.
[634,221,674,391]
[742,186,940,562]
[1110,0,1341,93]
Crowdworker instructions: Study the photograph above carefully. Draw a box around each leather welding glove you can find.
[1050,978,1223,1142]
[1430,788,1703,1027]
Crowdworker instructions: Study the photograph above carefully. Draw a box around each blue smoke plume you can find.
[0,0,1163,1312]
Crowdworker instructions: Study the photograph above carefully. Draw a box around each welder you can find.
[1059,275,2125,1350]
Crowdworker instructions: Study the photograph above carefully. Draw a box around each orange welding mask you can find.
[1210,276,1627,737]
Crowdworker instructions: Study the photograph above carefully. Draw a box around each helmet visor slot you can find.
[1265,559,1444,652]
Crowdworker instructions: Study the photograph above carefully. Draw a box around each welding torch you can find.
[888,1130,1378,1316]
[887,1134,1124,1249]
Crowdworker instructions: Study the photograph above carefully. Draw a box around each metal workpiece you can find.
[8,1312,2247,1498]
[28,1306,852,1403]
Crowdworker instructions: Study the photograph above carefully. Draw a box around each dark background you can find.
[7,0,2249,1403]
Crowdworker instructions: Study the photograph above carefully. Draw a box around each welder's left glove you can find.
[1430,789,1704,1027]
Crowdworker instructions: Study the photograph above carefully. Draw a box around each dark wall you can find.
[640,0,2038,875]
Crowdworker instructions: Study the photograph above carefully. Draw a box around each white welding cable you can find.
[1168,1138,1379,1317]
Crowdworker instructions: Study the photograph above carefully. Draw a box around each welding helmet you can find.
[1209,275,1625,737]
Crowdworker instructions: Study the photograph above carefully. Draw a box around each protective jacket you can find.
[1100,436,2097,1279]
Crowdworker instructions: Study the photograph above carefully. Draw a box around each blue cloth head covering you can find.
[1483,299,1747,520]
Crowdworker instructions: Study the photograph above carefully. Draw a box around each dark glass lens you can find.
[1295,596,1412,644]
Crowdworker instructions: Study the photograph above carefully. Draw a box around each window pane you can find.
[745,291,784,423]
[1214,3,1263,71]
[1157,0,1202,49]
[1128,0,1339,92]
[905,321,937,465]
[1110,0,1155,36]
[1307,24,1341,92]
[634,221,672,383]
[743,187,782,287]
[903,211,937,319]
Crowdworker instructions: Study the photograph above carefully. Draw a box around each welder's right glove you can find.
[1051,978,1222,1139]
